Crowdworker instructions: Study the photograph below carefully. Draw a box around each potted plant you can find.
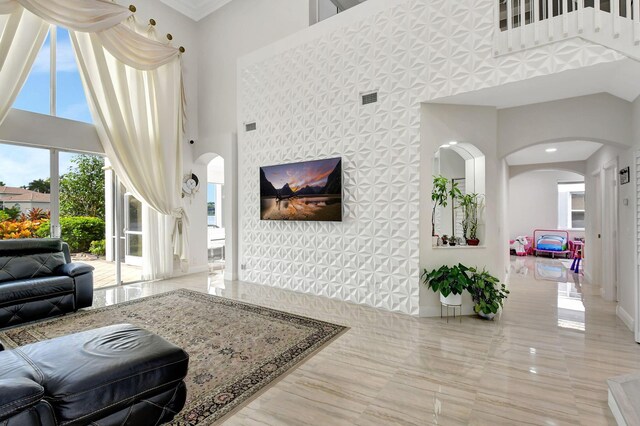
[460,193,483,246]
[449,236,457,247]
[422,263,472,305]
[441,234,449,246]
[467,267,509,319]
[431,175,462,246]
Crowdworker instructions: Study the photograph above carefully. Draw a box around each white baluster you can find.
[627,0,632,18]
[594,0,601,31]
[535,0,541,43]
[578,0,584,33]
[634,0,640,43]
[507,0,514,50]
[563,0,570,35]
[495,0,501,55]
[520,0,526,47]
[548,0,554,39]
[612,0,620,37]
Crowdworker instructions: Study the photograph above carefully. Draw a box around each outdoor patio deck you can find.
[73,258,142,289]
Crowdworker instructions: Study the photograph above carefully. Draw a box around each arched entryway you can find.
[196,152,226,281]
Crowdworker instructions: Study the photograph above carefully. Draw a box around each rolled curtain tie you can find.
[171,208,189,263]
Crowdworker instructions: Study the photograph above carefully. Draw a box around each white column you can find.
[507,0,514,50]
[520,0,526,48]
[548,0,555,39]
[49,149,60,238]
[563,0,570,36]
[104,161,114,262]
[50,27,56,117]
[634,0,640,43]
[613,0,620,37]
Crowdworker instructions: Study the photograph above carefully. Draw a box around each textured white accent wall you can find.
[238,0,624,315]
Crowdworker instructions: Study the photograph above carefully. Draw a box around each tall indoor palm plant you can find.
[431,175,462,238]
[460,193,483,245]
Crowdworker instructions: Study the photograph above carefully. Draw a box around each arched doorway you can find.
[196,152,226,282]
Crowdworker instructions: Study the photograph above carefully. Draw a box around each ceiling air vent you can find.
[245,122,257,132]
[361,92,378,105]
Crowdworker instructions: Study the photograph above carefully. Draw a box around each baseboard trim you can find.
[617,305,635,332]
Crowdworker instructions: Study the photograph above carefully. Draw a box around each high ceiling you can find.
[505,141,603,166]
[158,0,233,21]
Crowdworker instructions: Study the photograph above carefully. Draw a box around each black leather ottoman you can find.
[0,324,189,425]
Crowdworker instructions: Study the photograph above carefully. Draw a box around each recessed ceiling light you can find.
[449,141,458,145]
[440,144,450,148]
[545,148,557,153]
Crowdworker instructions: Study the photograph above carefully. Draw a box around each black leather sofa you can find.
[0,324,189,425]
[0,238,94,328]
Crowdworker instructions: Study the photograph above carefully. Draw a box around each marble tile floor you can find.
[91,257,639,425]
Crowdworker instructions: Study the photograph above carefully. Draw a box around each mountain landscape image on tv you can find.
[260,157,342,221]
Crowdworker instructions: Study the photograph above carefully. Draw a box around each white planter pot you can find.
[432,236,439,247]
[478,311,495,320]
[440,292,462,306]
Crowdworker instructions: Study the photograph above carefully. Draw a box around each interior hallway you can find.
[91,257,637,425]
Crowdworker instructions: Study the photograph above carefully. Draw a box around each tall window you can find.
[12,27,92,123]
[558,182,585,230]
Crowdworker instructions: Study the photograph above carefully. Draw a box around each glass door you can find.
[124,194,143,266]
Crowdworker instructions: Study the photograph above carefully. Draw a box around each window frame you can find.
[557,181,585,231]
[15,26,91,123]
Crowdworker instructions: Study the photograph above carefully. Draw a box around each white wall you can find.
[508,170,585,240]
[194,0,309,279]
[498,94,633,157]
[586,143,635,331]
[420,104,503,316]
[510,161,586,178]
[197,0,308,138]
[237,0,625,315]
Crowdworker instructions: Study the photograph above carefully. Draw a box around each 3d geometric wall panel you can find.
[238,0,624,315]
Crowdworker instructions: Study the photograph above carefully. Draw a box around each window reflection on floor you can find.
[557,277,585,332]
[511,255,586,332]
[208,271,225,295]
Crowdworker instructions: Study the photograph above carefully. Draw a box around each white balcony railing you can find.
[494,0,640,60]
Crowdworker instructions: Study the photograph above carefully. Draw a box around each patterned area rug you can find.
[0,289,348,425]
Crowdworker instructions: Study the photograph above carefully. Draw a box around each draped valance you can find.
[0,0,181,69]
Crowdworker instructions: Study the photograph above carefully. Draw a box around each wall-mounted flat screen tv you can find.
[260,157,342,221]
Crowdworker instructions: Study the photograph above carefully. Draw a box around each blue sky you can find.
[1,26,90,187]
[0,145,77,187]
[12,27,92,122]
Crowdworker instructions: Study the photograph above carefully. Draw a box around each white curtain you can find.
[0,6,49,125]
[0,0,187,279]
[15,0,130,32]
[70,29,186,279]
